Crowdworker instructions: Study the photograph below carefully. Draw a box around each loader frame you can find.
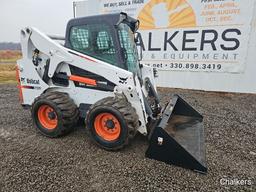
[17,12,207,173]
[18,26,156,135]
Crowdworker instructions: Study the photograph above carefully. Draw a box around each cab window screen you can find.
[70,24,117,66]
[118,23,139,73]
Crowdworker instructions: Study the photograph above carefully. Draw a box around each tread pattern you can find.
[87,95,139,150]
[32,91,79,137]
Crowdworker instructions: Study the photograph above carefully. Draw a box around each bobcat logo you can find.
[119,77,128,84]
[20,77,25,83]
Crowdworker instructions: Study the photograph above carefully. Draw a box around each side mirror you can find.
[137,44,143,61]
[134,32,139,43]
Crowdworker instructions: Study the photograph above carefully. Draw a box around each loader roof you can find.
[66,12,139,34]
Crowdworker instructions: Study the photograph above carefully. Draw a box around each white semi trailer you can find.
[74,0,256,94]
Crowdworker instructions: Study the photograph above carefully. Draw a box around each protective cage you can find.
[146,95,207,174]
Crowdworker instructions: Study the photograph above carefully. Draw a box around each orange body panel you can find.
[16,65,24,103]
[69,75,97,86]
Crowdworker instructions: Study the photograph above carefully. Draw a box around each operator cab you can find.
[65,12,140,74]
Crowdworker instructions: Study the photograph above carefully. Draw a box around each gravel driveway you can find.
[0,84,255,192]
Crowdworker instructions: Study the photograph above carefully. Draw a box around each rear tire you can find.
[86,96,139,151]
[31,91,79,137]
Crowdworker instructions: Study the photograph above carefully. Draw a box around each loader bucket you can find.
[146,95,207,173]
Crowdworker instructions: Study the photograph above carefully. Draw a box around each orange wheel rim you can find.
[94,113,121,141]
[38,105,58,130]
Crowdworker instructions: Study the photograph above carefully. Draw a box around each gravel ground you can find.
[0,84,255,192]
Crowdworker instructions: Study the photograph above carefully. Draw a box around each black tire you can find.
[86,95,139,151]
[31,91,79,137]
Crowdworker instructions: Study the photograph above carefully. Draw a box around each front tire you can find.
[31,91,79,137]
[86,96,139,151]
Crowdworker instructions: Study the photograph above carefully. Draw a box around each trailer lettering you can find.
[140,28,241,52]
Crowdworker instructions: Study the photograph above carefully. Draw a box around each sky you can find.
[0,0,76,42]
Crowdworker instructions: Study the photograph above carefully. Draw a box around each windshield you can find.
[118,23,140,74]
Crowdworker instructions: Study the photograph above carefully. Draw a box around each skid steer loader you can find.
[17,13,207,173]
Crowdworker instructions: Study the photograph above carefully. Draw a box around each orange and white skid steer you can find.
[17,13,207,173]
